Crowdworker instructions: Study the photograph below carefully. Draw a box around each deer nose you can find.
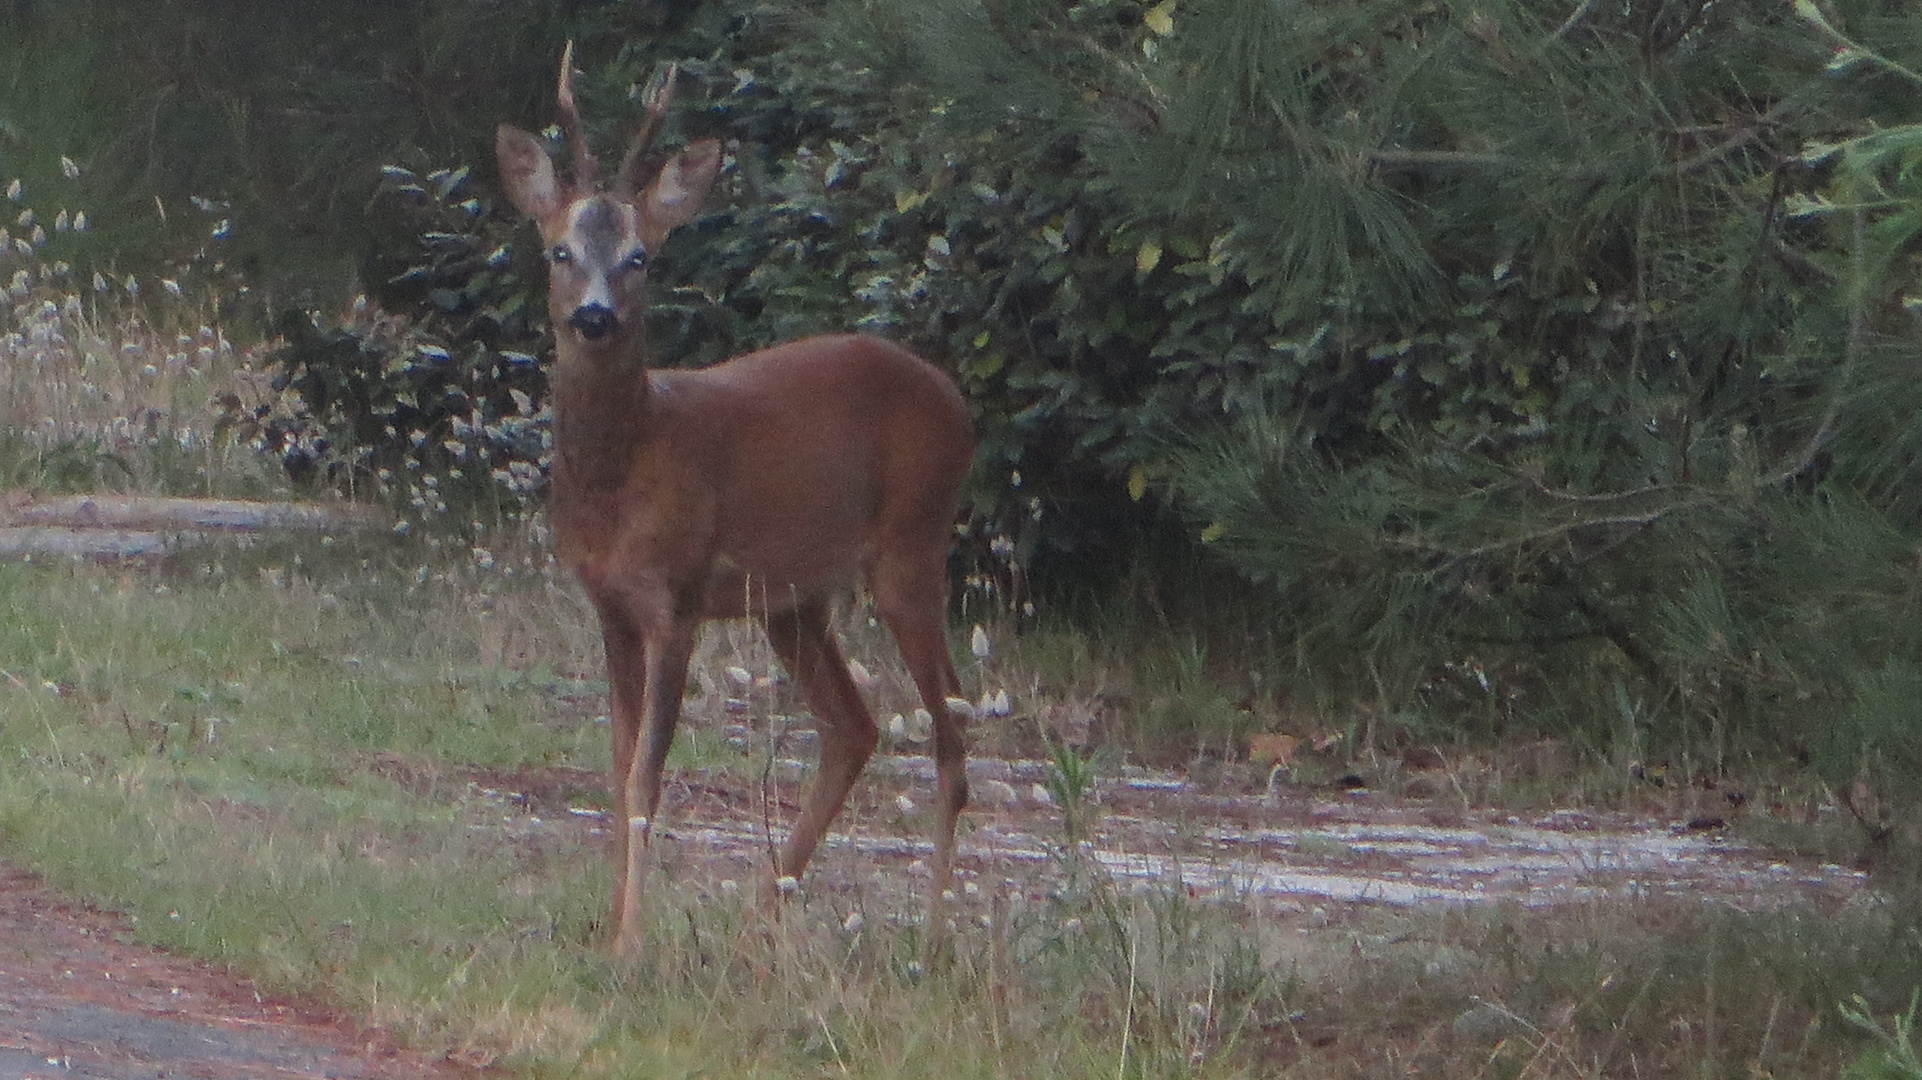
[568,304,618,340]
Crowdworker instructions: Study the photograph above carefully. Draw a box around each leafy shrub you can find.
[1140,0,1922,805]
[225,0,1922,819]
[230,163,550,530]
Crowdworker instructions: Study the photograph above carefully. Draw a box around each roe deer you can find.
[495,46,976,958]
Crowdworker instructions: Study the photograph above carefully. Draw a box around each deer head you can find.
[495,44,722,350]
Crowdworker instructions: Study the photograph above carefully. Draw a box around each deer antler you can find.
[555,41,601,191]
[616,62,681,195]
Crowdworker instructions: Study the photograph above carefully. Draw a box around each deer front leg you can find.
[613,611,699,961]
[593,602,648,943]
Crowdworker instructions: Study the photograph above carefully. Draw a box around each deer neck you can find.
[550,337,653,495]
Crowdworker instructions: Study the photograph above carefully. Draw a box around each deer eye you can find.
[549,244,573,263]
[624,249,649,271]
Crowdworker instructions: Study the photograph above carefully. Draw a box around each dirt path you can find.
[0,864,470,1080]
[0,493,377,560]
[464,751,1867,924]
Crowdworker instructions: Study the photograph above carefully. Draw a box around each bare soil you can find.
[0,493,375,560]
[522,751,1867,920]
[0,863,472,1080]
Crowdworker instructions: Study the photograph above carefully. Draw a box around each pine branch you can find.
[1381,500,1713,563]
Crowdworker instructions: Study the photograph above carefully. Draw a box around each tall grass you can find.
[0,152,282,497]
[0,288,286,495]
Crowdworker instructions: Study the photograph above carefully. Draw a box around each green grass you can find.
[0,543,1914,1078]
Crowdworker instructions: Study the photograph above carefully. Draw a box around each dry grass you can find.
[0,250,281,496]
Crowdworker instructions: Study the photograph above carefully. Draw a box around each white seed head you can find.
[977,779,1018,806]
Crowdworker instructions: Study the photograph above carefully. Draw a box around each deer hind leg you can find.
[760,598,877,892]
[871,552,968,952]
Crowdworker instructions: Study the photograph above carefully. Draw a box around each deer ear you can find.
[641,138,722,231]
[496,124,564,221]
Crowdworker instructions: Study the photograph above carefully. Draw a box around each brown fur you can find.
[497,58,975,959]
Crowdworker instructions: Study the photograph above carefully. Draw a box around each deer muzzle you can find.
[568,303,619,341]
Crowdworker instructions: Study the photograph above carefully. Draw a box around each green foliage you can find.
[1041,738,1096,846]
[231,162,550,528]
[805,0,1876,585]
[1110,0,1922,858]
[0,0,676,293]
[1846,993,1922,1080]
